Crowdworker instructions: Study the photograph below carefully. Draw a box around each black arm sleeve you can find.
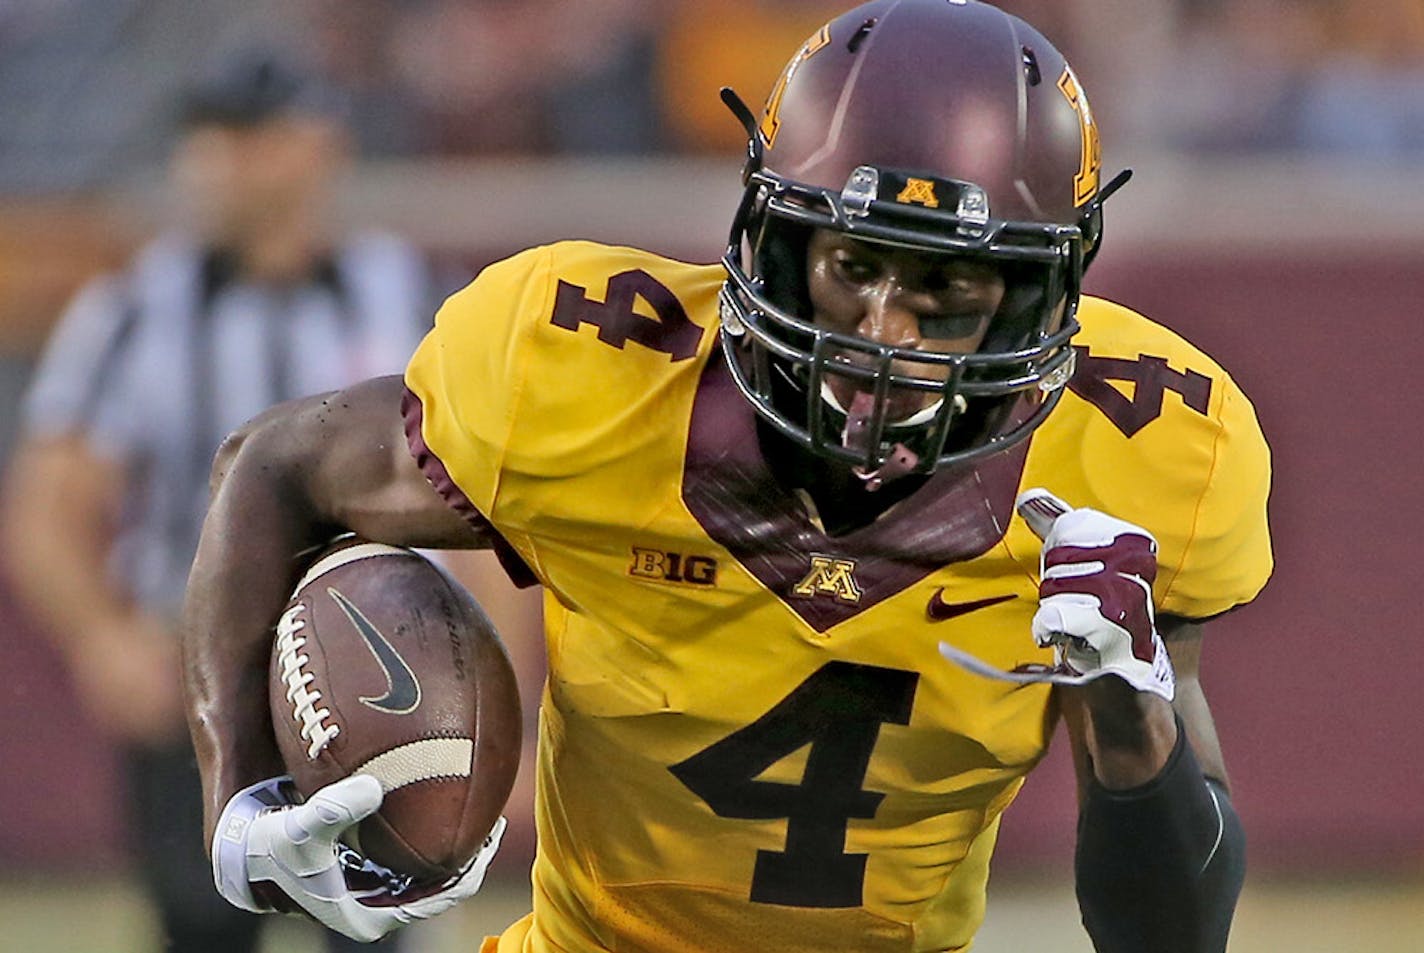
[1075,718,1246,953]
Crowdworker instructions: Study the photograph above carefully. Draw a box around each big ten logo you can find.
[629,547,719,586]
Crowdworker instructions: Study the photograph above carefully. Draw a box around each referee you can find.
[2,48,438,953]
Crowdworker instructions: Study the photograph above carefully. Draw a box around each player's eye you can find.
[832,253,879,285]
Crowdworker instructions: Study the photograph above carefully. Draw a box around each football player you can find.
[184,2,1271,952]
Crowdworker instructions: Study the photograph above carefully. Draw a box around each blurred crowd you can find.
[2,0,1422,198]
[1143,0,1424,156]
[0,0,1417,340]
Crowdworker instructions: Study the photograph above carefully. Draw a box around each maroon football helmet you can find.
[720,0,1130,485]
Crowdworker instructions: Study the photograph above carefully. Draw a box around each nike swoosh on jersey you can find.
[328,587,422,714]
[926,589,1018,621]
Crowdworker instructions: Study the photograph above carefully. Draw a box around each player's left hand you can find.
[938,487,1174,700]
[212,774,506,941]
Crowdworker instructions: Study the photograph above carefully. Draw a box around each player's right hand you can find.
[212,774,506,941]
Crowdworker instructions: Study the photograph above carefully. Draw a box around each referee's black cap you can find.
[180,47,346,127]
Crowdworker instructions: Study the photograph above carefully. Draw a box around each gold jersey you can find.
[403,242,1272,953]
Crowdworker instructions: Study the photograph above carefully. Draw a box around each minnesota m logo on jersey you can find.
[792,554,862,604]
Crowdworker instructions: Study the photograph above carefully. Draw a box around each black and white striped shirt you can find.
[21,229,442,615]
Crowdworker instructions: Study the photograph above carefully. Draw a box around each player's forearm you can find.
[1081,676,1179,789]
[1075,717,1246,953]
[184,379,492,844]
[183,422,332,846]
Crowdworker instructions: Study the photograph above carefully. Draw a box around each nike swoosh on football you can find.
[328,587,422,714]
[926,589,1018,621]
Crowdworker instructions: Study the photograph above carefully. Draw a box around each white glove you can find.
[212,774,506,942]
[939,487,1174,700]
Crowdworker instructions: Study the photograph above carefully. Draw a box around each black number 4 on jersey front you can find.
[670,661,919,908]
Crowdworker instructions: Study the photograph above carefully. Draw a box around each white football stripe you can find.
[354,738,474,793]
[292,542,411,597]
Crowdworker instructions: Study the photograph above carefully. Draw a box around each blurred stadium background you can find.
[2,1,1422,951]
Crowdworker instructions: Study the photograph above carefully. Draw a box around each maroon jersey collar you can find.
[682,351,1028,632]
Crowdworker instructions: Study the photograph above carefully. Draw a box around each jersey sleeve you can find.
[403,245,555,519]
[1156,369,1274,620]
[1027,297,1275,622]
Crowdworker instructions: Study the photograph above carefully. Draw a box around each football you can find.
[268,537,522,885]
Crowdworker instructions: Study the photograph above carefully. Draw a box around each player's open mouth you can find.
[820,380,942,428]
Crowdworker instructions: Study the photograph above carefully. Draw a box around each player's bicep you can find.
[216,375,486,550]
